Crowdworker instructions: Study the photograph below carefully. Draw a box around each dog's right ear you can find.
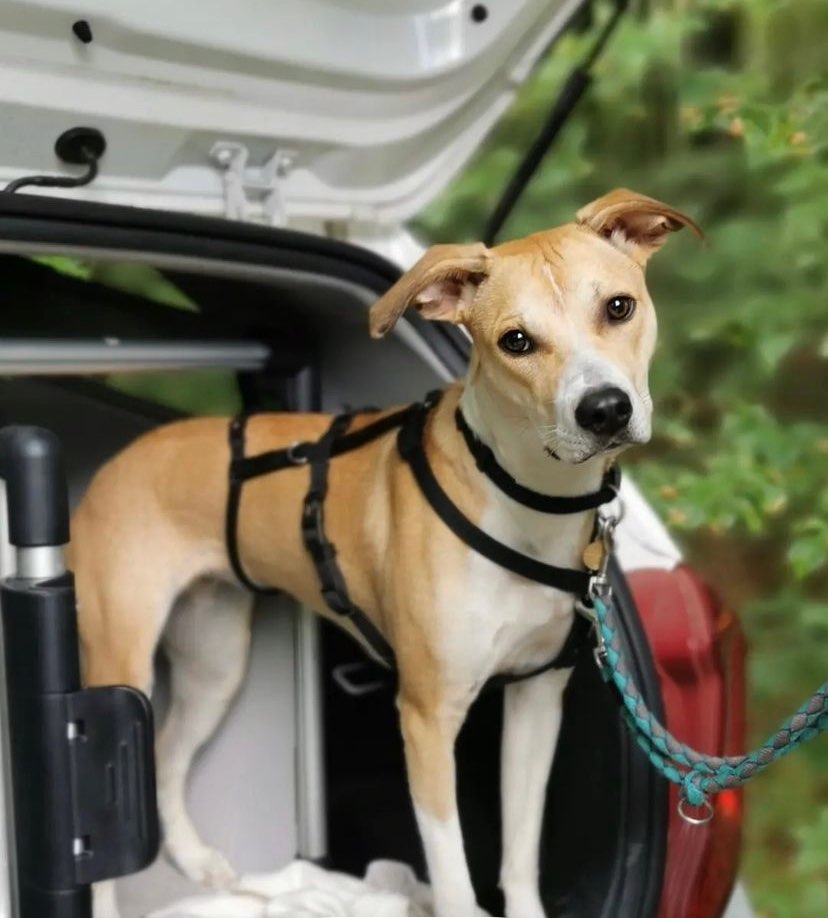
[577,189,702,265]
[369,243,490,338]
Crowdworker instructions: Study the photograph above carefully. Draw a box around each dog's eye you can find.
[498,329,534,355]
[606,296,636,322]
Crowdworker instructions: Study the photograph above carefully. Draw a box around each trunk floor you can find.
[116,858,431,917]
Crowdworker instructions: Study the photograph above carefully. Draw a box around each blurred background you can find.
[415,0,828,913]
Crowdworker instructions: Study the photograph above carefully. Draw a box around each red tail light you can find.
[629,567,746,918]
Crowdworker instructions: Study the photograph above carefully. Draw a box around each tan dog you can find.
[70,190,698,918]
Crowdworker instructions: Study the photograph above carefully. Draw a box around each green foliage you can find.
[32,255,197,310]
[29,255,235,414]
[418,0,828,911]
[105,369,240,416]
[88,262,197,311]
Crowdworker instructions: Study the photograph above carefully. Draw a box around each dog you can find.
[70,189,699,918]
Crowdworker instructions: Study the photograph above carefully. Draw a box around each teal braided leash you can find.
[591,594,828,814]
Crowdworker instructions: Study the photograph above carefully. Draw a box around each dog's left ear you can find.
[370,242,490,338]
[577,188,702,265]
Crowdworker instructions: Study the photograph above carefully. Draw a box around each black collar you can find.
[397,398,593,597]
[454,408,620,513]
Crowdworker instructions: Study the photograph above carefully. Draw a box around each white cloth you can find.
[146,860,433,918]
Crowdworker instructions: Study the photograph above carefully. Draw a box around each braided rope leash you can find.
[591,594,828,821]
[578,495,828,824]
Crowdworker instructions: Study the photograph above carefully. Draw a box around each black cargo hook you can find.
[3,127,106,194]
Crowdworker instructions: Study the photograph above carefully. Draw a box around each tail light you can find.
[629,567,746,918]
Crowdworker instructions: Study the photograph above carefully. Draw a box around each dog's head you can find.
[370,189,700,464]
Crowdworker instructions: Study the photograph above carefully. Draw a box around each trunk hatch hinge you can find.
[210,141,296,225]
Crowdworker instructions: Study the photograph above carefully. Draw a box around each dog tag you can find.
[582,540,605,572]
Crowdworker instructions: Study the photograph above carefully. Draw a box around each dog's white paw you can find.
[169,843,238,889]
[504,884,546,918]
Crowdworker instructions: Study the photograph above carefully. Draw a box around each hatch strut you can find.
[483,0,630,246]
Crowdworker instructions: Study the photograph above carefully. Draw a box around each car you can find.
[0,2,750,916]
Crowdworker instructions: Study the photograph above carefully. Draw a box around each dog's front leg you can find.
[399,694,482,917]
[500,668,570,918]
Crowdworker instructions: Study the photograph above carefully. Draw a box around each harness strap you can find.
[299,414,396,667]
[397,399,593,597]
[226,391,604,685]
[455,408,620,513]
[227,415,280,596]
[226,412,396,668]
[230,406,415,483]
[488,612,593,688]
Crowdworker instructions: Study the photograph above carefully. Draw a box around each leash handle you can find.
[578,494,828,821]
[593,594,828,818]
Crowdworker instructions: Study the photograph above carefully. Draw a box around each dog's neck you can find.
[458,379,607,500]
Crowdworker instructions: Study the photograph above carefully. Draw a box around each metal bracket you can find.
[67,686,158,886]
[210,141,296,225]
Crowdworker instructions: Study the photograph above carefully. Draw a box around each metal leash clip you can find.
[573,595,610,671]
[591,503,622,600]
[590,513,616,600]
[574,587,610,672]
[577,494,624,669]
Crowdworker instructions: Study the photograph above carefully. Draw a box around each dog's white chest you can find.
[435,493,592,687]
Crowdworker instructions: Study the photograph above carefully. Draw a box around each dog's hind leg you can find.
[156,577,253,888]
[77,560,179,918]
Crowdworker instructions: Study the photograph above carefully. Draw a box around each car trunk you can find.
[0,192,667,917]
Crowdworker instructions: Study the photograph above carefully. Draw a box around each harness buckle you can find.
[301,498,325,544]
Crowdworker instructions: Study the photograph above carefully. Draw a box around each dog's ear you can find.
[369,243,490,338]
[576,189,702,265]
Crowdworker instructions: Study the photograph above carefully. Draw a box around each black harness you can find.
[226,391,619,685]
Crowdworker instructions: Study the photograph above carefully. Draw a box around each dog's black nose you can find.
[575,387,632,437]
